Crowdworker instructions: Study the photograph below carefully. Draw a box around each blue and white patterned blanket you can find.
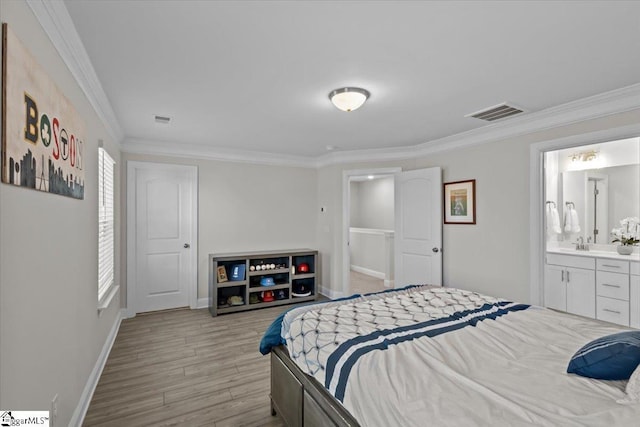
[282,286,529,402]
[263,286,640,426]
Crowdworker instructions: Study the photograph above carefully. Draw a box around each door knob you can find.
[432,248,439,253]
[184,243,190,248]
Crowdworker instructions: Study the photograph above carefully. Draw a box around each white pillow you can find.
[617,363,640,404]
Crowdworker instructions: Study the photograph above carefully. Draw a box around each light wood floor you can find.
[83,303,307,426]
[349,270,386,295]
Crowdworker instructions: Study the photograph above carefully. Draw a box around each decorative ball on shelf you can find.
[270,263,276,269]
[249,265,256,272]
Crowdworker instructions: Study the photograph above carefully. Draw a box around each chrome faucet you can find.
[575,236,589,251]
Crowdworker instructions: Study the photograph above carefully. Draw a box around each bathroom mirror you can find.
[545,137,640,247]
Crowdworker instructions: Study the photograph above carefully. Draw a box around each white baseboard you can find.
[69,309,123,426]
[351,265,385,280]
[122,306,136,319]
[384,279,394,288]
[196,297,209,309]
[318,285,343,300]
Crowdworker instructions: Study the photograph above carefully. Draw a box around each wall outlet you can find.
[50,394,58,427]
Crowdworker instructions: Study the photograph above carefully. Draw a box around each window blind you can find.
[98,148,115,302]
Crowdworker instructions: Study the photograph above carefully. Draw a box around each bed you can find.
[260,285,640,426]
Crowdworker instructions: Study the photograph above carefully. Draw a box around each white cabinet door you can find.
[544,265,566,311]
[631,275,640,329]
[566,267,596,318]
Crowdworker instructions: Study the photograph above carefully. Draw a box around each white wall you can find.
[350,176,394,230]
[317,109,640,303]
[608,164,640,232]
[349,181,360,227]
[0,2,121,424]
[121,153,318,303]
[544,151,561,241]
[349,228,394,282]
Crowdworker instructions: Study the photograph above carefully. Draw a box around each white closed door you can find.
[130,163,197,313]
[394,167,442,287]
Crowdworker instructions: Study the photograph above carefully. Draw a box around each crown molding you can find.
[26,0,638,166]
[26,0,124,145]
[122,138,316,168]
[314,82,640,167]
[415,82,640,156]
[127,82,640,169]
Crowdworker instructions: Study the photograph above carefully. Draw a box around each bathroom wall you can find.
[350,176,394,230]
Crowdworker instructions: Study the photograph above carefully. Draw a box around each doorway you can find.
[126,161,198,316]
[529,126,640,306]
[342,166,443,296]
[343,168,400,296]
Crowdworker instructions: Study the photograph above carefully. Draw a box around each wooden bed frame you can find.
[270,345,361,427]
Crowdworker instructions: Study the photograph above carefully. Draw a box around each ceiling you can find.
[63,1,640,159]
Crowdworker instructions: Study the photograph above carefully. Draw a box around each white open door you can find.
[127,162,198,314]
[394,167,442,287]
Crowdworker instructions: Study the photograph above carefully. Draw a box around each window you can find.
[98,147,115,303]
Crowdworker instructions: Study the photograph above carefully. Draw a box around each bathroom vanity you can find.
[545,248,640,328]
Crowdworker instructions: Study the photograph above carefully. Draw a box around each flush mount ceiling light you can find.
[329,87,370,112]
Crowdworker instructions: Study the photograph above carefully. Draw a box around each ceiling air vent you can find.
[154,115,171,124]
[466,103,524,122]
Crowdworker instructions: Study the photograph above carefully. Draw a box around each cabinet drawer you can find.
[631,275,640,329]
[546,253,595,270]
[596,296,629,326]
[596,271,629,301]
[597,258,629,274]
[631,262,640,276]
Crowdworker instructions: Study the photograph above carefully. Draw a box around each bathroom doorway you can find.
[530,132,640,308]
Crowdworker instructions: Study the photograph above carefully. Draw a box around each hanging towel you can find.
[546,205,561,235]
[564,206,581,234]
[570,208,581,233]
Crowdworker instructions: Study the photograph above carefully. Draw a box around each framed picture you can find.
[444,179,476,224]
[217,266,228,283]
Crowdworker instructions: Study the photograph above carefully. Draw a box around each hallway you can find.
[350,270,387,295]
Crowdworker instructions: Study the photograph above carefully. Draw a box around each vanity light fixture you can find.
[570,150,598,162]
[329,87,370,112]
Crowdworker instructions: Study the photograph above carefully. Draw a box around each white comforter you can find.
[282,286,640,426]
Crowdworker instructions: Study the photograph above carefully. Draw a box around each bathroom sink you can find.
[550,247,606,255]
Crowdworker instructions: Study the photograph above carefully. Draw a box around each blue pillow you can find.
[567,331,640,380]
